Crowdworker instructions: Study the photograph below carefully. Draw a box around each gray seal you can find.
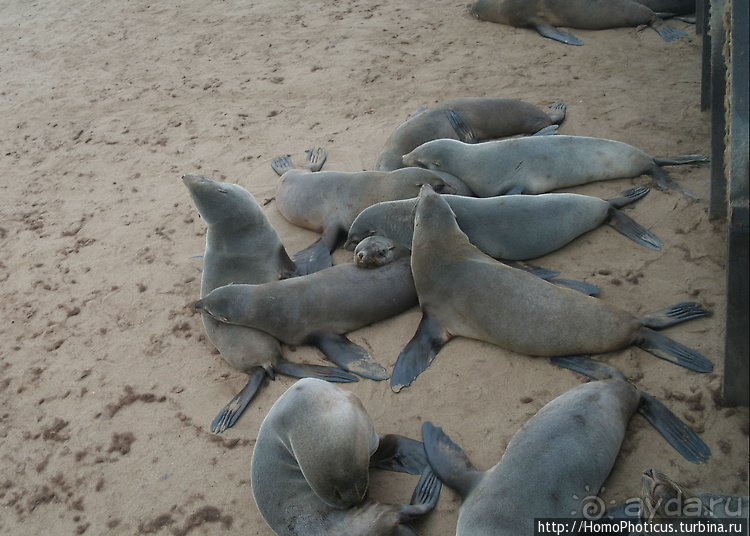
[420,357,710,536]
[390,185,713,392]
[402,135,705,198]
[251,378,441,536]
[374,99,566,171]
[346,186,662,266]
[183,174,357,433]
[194,259,418,380]
[468,0,686,45]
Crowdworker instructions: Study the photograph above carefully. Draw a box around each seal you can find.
[420,356,710,536]
[390,185,713,392]
[374,99,566,171]
[194,259,418,380]
[346,186,662,266]
[183,174,357,433]
[251,378,442,536]
[272,147,456,273]
[402,135,705,198]
[468,0,687,45]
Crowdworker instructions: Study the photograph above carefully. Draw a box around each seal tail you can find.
[391,314,451,393]
[551,355,628,381]
[635,328,714,372]
[638,391,711,464]
[421,422,482,500]
[650,17,687,42]
[311,332,390,381]
[645,164,699,199]
[211,366,269,433]
[639,302,711,330]
[608,209,663,250]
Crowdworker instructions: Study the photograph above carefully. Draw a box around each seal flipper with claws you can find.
[182,174,356,433]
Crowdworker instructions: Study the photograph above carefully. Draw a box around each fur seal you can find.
[346,186,662,266]
[403,135,705,198]
[272,147,456,273]
[374,99,566,171]
[420,357,709,535]
[251,378,442,536]
[468,0,686,45]
[390,185,713,392]
[182,174,357,433]
[194,259,418,380]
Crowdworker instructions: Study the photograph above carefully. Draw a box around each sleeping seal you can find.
[420,357,710,536]
[390,185,713,392]
[374,99,566,171]
[252,378,441,536]
[183,174,356,433]
[402,135,705,198]
[468,0,686,45]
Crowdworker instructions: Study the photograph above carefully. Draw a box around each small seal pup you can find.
[402,135,706,198]
[420,356,710,536]
[374,99,566,171]
[390,185,713,392]
[272,147,456,273]
[251,378,442,536]
[346,186,662,267]
[468,0,686,45]
[194,259,418,380]
[183,174,357,433]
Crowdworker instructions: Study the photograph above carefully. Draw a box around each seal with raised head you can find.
[251,378,442,536]
[390,185,713,392]
[468,0,686,45]
[272,147,456,273]
[420,356,710,536]
[374,99,566,171]
[346,186,662,267]
[194,258,417,380]
[183,174,357,433]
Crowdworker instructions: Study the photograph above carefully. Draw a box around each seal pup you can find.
[194,259,418,381]
[390,185,713,392]
[272,147,456,273]
[468,0,686,45]
[251,378,442,536]
[420,356,710,536]
[374,98,566,171]
[346,186,662,266]
[402,134,706,198]
[183,174,357,433]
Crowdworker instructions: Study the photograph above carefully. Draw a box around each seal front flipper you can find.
[370,434,427,475]
[421,422,482,500]
[608,209,663,250]
[211,366,269,433]
[291,239,333,275]
[638,392,711,463]
[635,328,713,372]
[311,332,390,380]
[533,21,584,45]
[446,110,479,143]
[391,314,451,393]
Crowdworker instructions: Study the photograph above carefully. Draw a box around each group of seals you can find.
[419,356,709,535]
[251,378,441,536]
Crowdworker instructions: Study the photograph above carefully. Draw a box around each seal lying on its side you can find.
[391,185,713,393]
[183,174,356,433]
[374,99,566,171]
[195,259,418,380]
[421,357,710,536]
[252,378,442,536]
[402,135,705,198]
[468,0,686,46]
[346,186,662,268]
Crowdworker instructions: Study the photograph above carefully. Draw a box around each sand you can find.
[0,0,747,534]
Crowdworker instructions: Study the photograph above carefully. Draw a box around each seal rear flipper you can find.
[608,208,663,250]
[390,468,443,532]
[531,124,558,136]
[606,185,651,209]
[371,434,427,475]
[551,355,627,381]
[653,154,708,166]
[270,154,294,176]
[272,357,359,382]
[303,146,327,172]
[533,21,584,45]
[649,18,686,42]
[292,239,333,275]
[646,164,699,199]
[446,109,479,143]
[502,260,561,280]
[638,391,711,464]
[311,332,390,380]
[421,422,482,500]
[639,302,711,329]
[546,102,567,125]
[211,366,269,433]
[635,327,714,372]
[391,314,451,393]
[549,278,600,296]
